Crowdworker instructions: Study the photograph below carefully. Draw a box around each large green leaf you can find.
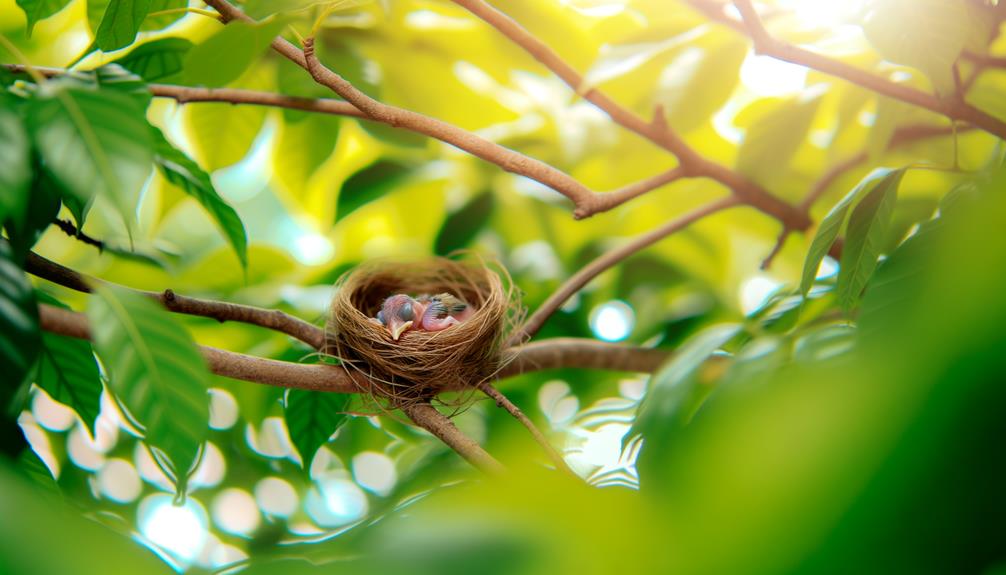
[141,0,186,30]
[336,160,412,224]
[434,190,494,256]
[151,127,248,270]
[632,323,741,485]
[654,36,747,133]
[87,285,210,495]
[15,0,72,36]
[245,0,351,19]
[272,114,341,191]
[94,0,152,51]
[184,101,267,171]
[34,294,103,438]
[26,84,153,235]
[2,165,62,261]
[0,104,31,225]
[799,167,902,296]
[836,169,904,311]
[284,389,351,469]
[861,0,972,95]
[183,18,288,88]
[110,37,192,83]
[736,91,822,188]
[0,239,40,409]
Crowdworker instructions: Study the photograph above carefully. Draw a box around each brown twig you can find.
[714,0,1006,139]
[52,219,105,251]
[26,251,326,349]
[448,0,810,229]
[478,382,573,474]
[399,402,505,473]
[511,196,741,345]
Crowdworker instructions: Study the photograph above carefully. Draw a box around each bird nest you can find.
[324,256,523,408]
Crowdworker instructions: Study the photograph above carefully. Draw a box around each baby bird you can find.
[374,292,473,340]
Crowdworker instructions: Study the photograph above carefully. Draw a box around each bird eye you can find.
[398,305,414,321]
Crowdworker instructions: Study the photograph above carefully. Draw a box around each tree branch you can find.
[26,252,326,349]
[478,382,572,474]
[448,0,811,229]
[399,402,505,474]
[511,196,741,345]
[715,0,1006,139]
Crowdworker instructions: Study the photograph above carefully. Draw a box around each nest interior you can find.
[325,257,520,404]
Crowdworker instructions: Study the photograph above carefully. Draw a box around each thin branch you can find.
[478,382,573,474]
[448,0,811,229]
[511,196,741,345]
[719,0,1006,139]
[52,218,105,251]
[26,252,326,349]
[399,402,505,474]
[499,338,669,376]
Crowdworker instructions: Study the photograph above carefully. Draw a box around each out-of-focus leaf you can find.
[110,37,192,83]
[95,0,153,52]
[632,323,741,484]
[284,389,351,468]
[15,0,72,36]
[184,101,267,171]
[152,127,248,269]
[26,84,153,235]
[580,29,701,93]
[183,18,287,88]
[272,114,341,192]
[836,169,903,311]
[654,37,747,133]
[861,0,971,95]
[17,448,59,495]
[0,239,40,405]
[736,91,822,188]
[89,64,152,108]
[141,0,186,30]
[245,0,370,19]
[34,292,103,438]
[2,168,61,261]
[0,464,174,575]
[0,104,31,225]
[794,324,856,362]
[335,160,412,224]
[799,167,902,296]
[434,190,494,255]
[87,285,210,495]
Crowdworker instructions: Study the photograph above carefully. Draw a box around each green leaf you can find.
[110,37,192,83]
[284,389,351,468]
[15,0,72,36]
[799,167,901,296]
[2,168,61,262]
[141,0,186,31]
[736,91,822,188]
[95,0,152,52]
[0,105,31,225]
[632,324,740,438]
[34,294,103,438]
[273,114,340,191]
[184,101,267,171]
[434,190,494,255]
[183,18,287,88]
[861,0,971,95]
[836,169,904,311]
[336,160,412,224]
[0,239,41,396]
[87,285,210,495]
[245,0,358,19]
[654,36,747,133]
[17,448,59,496]
[151,127,248,269]
[26,84,153,235]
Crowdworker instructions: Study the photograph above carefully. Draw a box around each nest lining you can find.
[324,256,522,406]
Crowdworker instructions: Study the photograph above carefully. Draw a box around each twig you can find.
[478,382,573,475]
[511,196,741,344]
[715,0,1006,139]
[26,252,325,349]
[448,0,810,229]
[52,219,104,251]
[400,402,505,474]
[498,337,669,376]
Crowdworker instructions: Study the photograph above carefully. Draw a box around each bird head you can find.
[377,294,423,340]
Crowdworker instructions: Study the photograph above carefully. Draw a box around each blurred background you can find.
[2,0,1005,573]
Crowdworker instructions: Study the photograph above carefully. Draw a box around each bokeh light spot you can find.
[590,300,635,342]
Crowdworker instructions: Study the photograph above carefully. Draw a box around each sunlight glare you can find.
[590,301,635,342]
[740,52,807,96]
[138,495,208,563]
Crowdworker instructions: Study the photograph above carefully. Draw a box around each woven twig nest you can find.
[324,256,522,406]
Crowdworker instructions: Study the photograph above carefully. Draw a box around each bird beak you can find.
[390,320,413,341]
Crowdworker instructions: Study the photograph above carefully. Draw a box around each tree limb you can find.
[448,0,810,229]
[704,0,1006,139]
[399,402,505,474]
[511,196,741,344]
